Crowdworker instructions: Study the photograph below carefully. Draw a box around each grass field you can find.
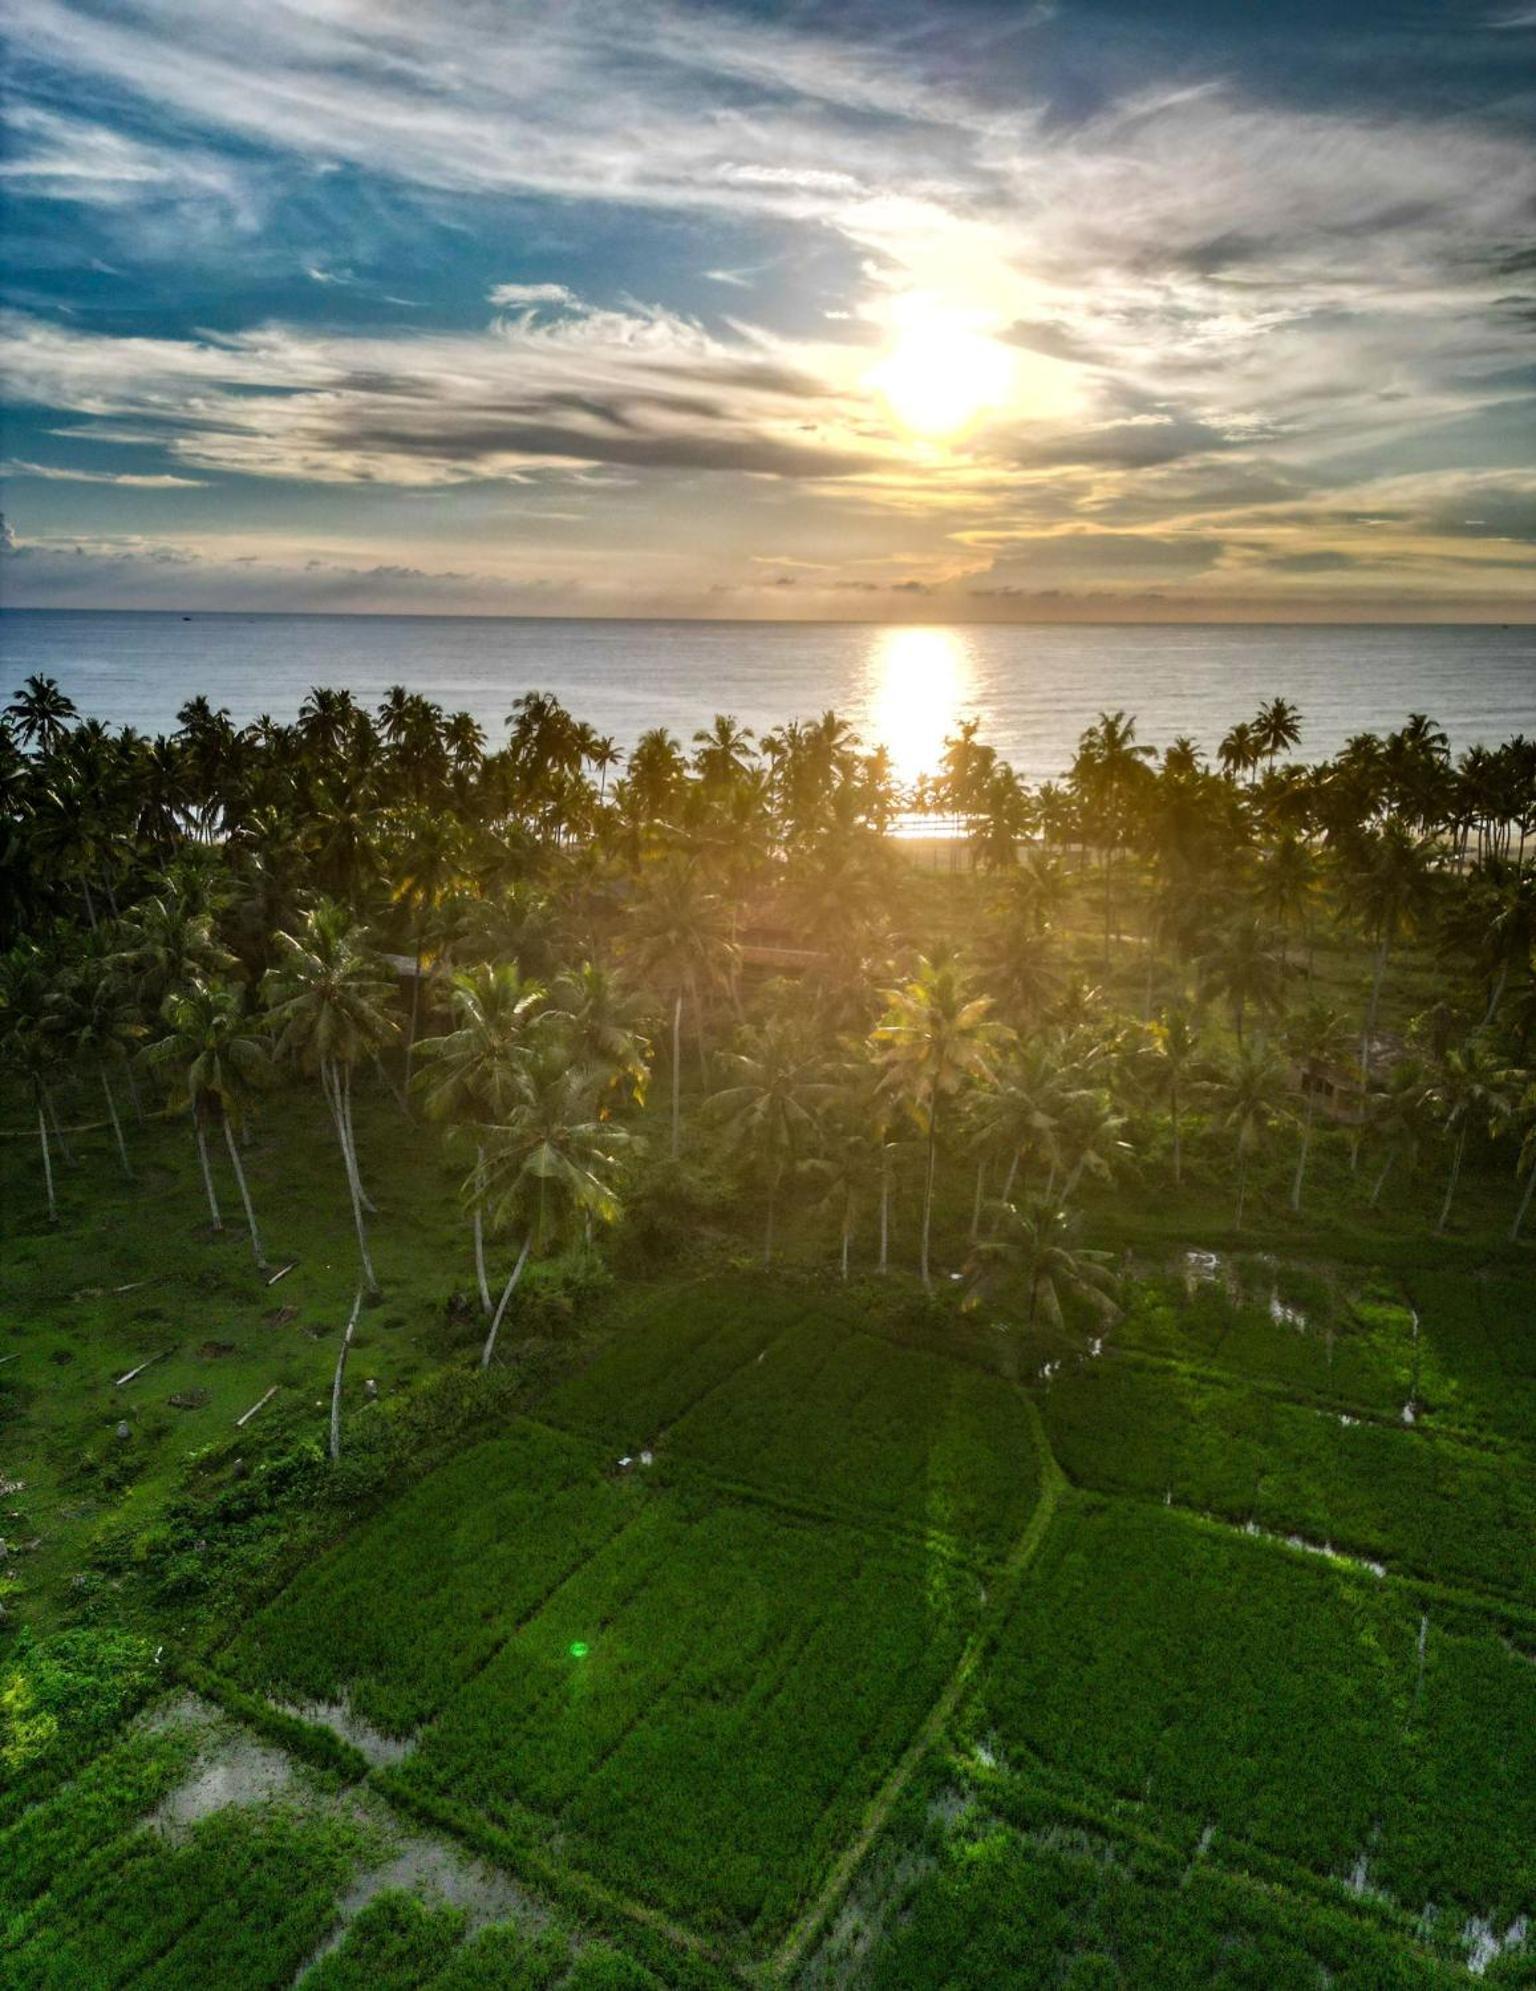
[4,1079,1534,1984]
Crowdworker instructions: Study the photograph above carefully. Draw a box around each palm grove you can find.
[5,674,1536,1366]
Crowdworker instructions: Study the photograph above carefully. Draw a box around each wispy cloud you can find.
[2,458,208,487]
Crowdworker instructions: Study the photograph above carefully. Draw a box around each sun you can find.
[867,294,1017,439]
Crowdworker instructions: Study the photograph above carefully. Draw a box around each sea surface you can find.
[2,610,1533,789]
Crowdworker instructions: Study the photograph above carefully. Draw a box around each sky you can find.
[1,0,1534,622]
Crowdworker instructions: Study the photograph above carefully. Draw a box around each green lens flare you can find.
[569,1640,589,1658]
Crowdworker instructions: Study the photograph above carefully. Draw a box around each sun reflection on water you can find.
[864,626,975,793]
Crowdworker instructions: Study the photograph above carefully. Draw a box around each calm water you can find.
[2,610,1533,788]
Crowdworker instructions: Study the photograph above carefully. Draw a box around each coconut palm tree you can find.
[621,860,736,1159]
[477,1064,638,1368]
[1336,824,1435,1078]
[264,901,399,1295]
[1361,1059,1433,1209]
[1424,1033,1509,1234]
[414,963,547,1314]
[5,674,77,753]
[1199,911,1285,1047]
[962,1197,1120,1336]
[1139,1003,1202,1187]
[46,948,144,1179]
[707,1020,827,1267]
[1208,1041,1293,1226]
[545,962,651,1114]
[387,806,464,1076]
[142,980,272,1265]
[0,941,68,1222]
[871,956,1002,1287]
[1283,998,1352,1212]
[1254,697,1303,770]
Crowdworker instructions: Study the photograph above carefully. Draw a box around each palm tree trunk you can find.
[45,1085,76,1166]
[341,1061,376,1213]
[1361,937,1389,1079]
[325,1058,379,1293]
[36,1097,57,1222]
[1289,1097,1314,1213]
[670,990,683,1161]
[840,1219,850,1281]
[878,1167,890,1273]
[329,1288,362,1461]
[194,1115,223,1230]
[763,1165,779,1268]
[473,1145,493,1315]
[920,1117,937,1289]
[1369,1151,1395,1208]
[100,1067,132,1180]
[1171,1088,1183,1187]
[1510,1163,1536,1244]
[1484,959,1509,1026]
[482,1234,532,1368]
[1436,1127,1467,1234]
[970,1159,986,1242]
[222,1114,266,1268]
[406,917,424,1081]
[1235,1151,1248,1226]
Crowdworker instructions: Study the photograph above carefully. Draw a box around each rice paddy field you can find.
[3,1102,1534,1986]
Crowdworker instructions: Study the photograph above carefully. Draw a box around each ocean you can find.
[2,610,1533,790]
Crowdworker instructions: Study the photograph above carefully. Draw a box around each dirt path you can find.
[768,1394,1067,1987]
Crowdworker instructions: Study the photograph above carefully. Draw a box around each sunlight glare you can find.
[865,626,973,790]
[867,295,1016,438]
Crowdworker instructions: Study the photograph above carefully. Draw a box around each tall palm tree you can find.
[1424,1033,1509,1234]
[1199,912,1285,1047]
[962,1197,1120,1336]
[47,949,144,1180]
[414,963,547,1314]
[1139,1003,1202,1187]
[1208,1041,1292,1226]
[1361,1059,1433,1209]
[871,956,1002,1287]
[1254,697,1303,770]
[708,1021,827,1267]
[142,980,272,1265]
[1336,824,1435,1078]
[1283,998,1351,1212]
[0,941,67,1222]
[477,1065,637,1368]
[387,806,464,1076]
[264,902,399,1295]
[621,861,736,1159]
[545,962,651,1114]
[5,674,77,753]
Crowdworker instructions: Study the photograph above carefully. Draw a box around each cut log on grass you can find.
[329,1288,362,1462]
[234,1384,279,1428]
[114,1350,172,1388]
[265,1262,297,1287]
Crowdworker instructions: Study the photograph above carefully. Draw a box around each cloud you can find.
[4,0,1534,614]
[0,300,884,486]
[3,459,208,487]
[488,282,580,309]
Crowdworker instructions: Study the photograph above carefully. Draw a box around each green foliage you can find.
[0,1724,197,1918]
[225,1420,635,1733]
[1040,1355,1536,1604]
[973,1497,1536,1918]
[851,1802,1459,1989]
[394,1488,980,1938]
[426,1919,568,1990]
[301,1890,466,1988]
[0,1627,156,1815]
[1,1803,367,1989]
